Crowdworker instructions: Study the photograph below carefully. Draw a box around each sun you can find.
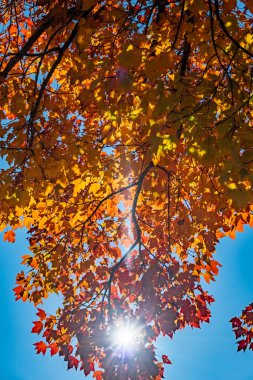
[110,322,143,352]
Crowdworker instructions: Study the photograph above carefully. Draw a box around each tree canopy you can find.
[0,0,253,378]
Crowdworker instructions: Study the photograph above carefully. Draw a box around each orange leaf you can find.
[22,290,29,302]
[216,230,225,239]
[210,260,222,275]
[9,24,17,34]
[203,272,213,284]
[21,254,31,264]
[111,246,121,258]
[93,371,103,380]
[30,257,38,269]
[4,230,16,243]
[229,229,236,240]
[13,285,23,300]
[236,219,244,233]
[34,341,47,355]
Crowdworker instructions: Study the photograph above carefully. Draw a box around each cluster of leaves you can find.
[0,0,252,378]
[230,304,253,352]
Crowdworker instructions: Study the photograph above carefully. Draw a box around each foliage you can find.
[0,0,252,378]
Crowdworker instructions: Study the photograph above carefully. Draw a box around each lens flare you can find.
[110,322,143,352]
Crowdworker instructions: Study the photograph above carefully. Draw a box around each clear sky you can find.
[0,226,253,380]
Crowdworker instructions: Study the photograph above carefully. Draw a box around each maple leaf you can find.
[162,355,172,365]
[237,339,248,352]
[93,371,103,380]
[34,341,47,355]
[31,321,43,334]
[4,230,15,243]
[13,285,24,300]
[49,343,59,356]
[36,308,47,320]
[230,317,242,328]
[67,356,79,370]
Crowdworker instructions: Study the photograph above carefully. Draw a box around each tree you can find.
[0,0,252,378]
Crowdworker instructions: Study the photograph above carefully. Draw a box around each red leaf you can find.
[34,341,47,355]
[13,285,24,300]
[245,304,253,312]
[235,327,245,339]
[162,354,172,364]
[49,342,59,356]
[84,368,91,376]
[68,356,79,370]
[43,329,50,339]
[90,361,95,372]
[237,339,247,352]
[36,308,46,320]
[32,321,43,334]
[110,246,121,258]
[230,317,242,328]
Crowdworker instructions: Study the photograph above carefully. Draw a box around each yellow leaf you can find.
[39,216,47,229]
[227,182,237,190]
[245,34,253,45]
[73,178,86,197]
[89,183,100,195]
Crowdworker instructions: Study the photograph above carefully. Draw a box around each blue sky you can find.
[0,227,253,380]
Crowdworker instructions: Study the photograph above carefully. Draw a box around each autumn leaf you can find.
[93,371,103,380]
[36,308,47,320]
[162,354,172,364]
[229,229,236,240]
[31,321,43,334]
[4,230,15,243]
[34,341,47,355]
[89,183,100,195]
[237,339,247,352]
[230,317,242,328]
[13,285,24,300]
[203,272,213,284]
[49,343,58,356]
[67,356,79,370]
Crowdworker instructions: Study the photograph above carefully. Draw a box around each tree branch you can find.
[213,0,253,58]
